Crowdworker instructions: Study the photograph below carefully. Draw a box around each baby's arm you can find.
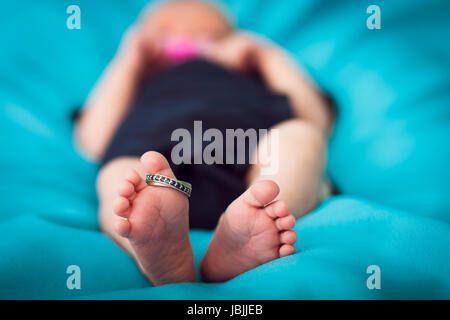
[75,28,161,160]
[206,32,333,133]
[255,46,333,133]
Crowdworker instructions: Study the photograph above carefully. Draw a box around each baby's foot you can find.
[200,180,297,282]
[113,151,196,285]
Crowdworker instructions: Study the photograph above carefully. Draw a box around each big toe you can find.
[242,180,280,208]
[140,151,175,178]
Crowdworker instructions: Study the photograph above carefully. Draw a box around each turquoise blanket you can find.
[0,0,449,299]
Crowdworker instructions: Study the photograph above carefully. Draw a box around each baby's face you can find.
[141,0,232,43]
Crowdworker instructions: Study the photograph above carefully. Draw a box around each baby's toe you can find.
[114,196,130,217]
[125,169,145,188]
[119,180,136,199]
[275,214,296,231]
[239,180,280,208]
[279,244,296,257]
[140,151,176,178]
[280,230,297,244]
[115,218,131,237]
[265,200,289,219]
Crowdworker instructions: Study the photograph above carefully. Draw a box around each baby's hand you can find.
[211,32,308,96]
[116,27,164,76]
[205,32,266,72]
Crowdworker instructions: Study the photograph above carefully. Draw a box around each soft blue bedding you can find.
[0,0,449,299]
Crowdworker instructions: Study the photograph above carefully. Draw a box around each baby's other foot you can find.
[200,180,297,282]
[113,151,196,285]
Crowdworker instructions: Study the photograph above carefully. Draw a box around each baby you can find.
[75,0,333,285]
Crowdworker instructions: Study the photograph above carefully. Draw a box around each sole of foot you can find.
[113,151,197,286]
[200,180,297,282]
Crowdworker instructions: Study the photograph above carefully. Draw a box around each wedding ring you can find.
[145,174,192,198]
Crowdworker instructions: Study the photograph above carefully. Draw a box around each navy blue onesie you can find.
[102,59,292,229]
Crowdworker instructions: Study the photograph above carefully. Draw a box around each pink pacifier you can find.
[161,36,210,64]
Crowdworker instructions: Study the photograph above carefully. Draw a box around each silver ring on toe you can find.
[145,174,192,198]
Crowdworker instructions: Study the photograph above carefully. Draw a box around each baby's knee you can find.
[272,119,326,155]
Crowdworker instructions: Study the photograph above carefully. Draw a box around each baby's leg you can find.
[200,119,323,282]
[247,119,328,219]
[97,154,196,285]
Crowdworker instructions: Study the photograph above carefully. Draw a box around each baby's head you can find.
[138,0,233,62]
[139,0,232,41]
